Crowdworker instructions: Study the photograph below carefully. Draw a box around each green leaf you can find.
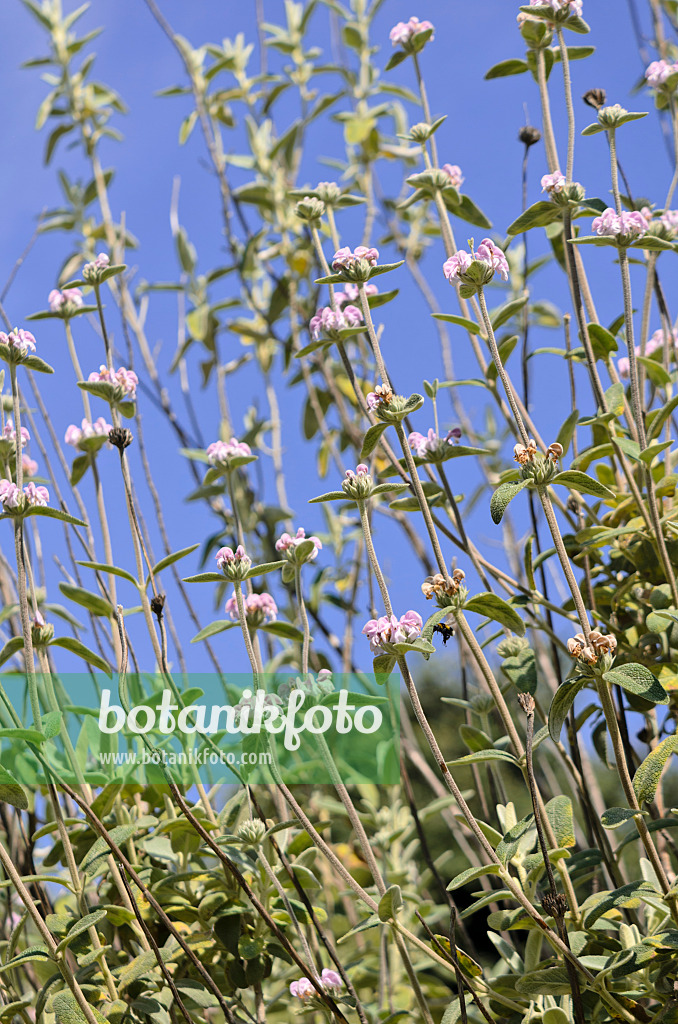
[447,864,500,890]
[491,295,528,330]
[150,543,200,577]
[548,677,587,741]
[58,582,112,617]
[80,825,138,878]
[588,323,618,358]
[57,909,108,952]
[422,607,452,642]
[259,621,304,641]
[484,58,528,79]
[496,814,535,865]
[308,490,347,504]
[501,646,538,695]
[246,560,285,579]
[551,470,614,498]
[451,195,492,229]
[583,881,659,928]
[0,636,24,669]
[0,946,52,973]
[190,620,235,643]
[507,201,562,236]
[49,637,112,675]
[0,765,28,811]
[490,479,529,524]
[633,735,678,803]
[603,663,669,705]
[601,807,641,829]
[516,966,573,996]
[373,654,396,679]
[546,795,575,848]
[464,593,525,635]
[22,355,54,374]
[431,313,481,334]
[361,422,388,459]
[24,507,86,527]
[183,572,226,583]
[53,991,108,1024]
[76,561,138,585]
[447,749,519,767]
[556,408,580,456]
[378,884,402,922]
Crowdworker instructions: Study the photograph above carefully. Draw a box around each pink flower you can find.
[3,419,30,448]
[389,16,434,48]
[476,238,510,278]
[0,480,21,510]
[225,591,278,625]
[309,304,363,340]
[645,59,678,88]
[23,483,49,507]
[661,209,678,234]
[48,288,84,313]
[408,428,458,460]
[64,417,112,448]
[617,328,678,378]
[275,527,322,561]
[0,330,36,358]
[321,969,342,990]
[290,978,315,999]
[82,253,111,280]
[331,246,379,271]
[362,611,423,653]
[88,365,138,399]
[345,464,369,480]
[206,437,252,466]
[541,170,566,194]
[216,545,250,570]
[443,251,474,282]
[591,208,647,241]
[22,456,38,478]
[442,164,464,189]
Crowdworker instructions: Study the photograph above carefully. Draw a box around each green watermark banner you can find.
[0,672,400,788]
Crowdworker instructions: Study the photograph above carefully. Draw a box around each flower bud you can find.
[496,636,530,658]
[216,545,252,581]
[108,427,133,451]
[341,464,373,500]
[295,196,326,223]
[314,181,342,206]
[597,103,629,129]
[31,615,54,647]
[237,819,267,846]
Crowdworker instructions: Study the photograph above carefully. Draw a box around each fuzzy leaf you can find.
[604,663,669,705]
[633,735,678,803]
[490,479,529,524]
[464,593,525,635]
[551,470,614,498]
[49,637,112,675]
[378,884,402,922]
[361,422,388,458]
[548,677,587,741]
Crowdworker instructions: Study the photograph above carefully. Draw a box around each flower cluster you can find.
[567,629,616,667]
[389,16,434,50]
[443,239,509,295]
[48,288,84,314]
[64,417,113,451]
[290,969,343,1000]
[422,568,466,607]
[645,60,678,89]
[233,689,283,717]
[82,252,110,283]
[309,304,363,341]
[362,611,423,654]
[0,329,36,360]
[275,527,322,564]
[408,427,462,461]
[661,209,678,236]
[617,328,677,379]
[442,164,464,189]
[225,591,277,626]
[88,365,139,400]
[342,463,373,500]
[0,479,49,512]
[591,208,647,243]
[206,437,252,467]
[541,170,566,195]
[3,419,30,449]
[22,456,38,478]
[513,439,562,482]
[513,438,539,465]
[216,545,252,580]
[331,246,379,282]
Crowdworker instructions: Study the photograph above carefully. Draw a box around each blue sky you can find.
[1,0,675,678]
